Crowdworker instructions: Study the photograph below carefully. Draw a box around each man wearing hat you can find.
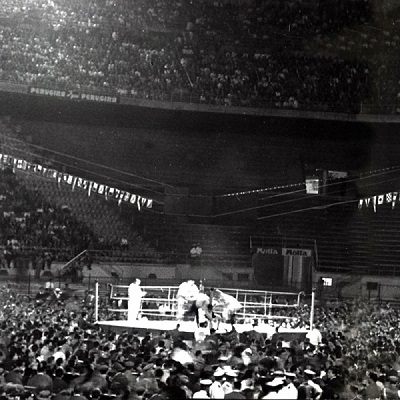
[37,390,52,400]
[111,362,130,394]
[280,372,298,400]
[4,366,24,385]
[385,374,399,400]
[122,360,138,390]
[298,370,322,400]
[193,378,212,399]
[210,368,225,399]
[217,354,230,366]
[222,367,237,396]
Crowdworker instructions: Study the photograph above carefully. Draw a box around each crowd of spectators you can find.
[0,165,95,266]
[0,283,397,399]
[0,0,398,113]
[0,165,144,269]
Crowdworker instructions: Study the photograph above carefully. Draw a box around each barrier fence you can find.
[1,79,400,118]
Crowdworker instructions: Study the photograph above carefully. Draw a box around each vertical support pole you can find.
[95,280,99,323]
[264,293,267,316]
[243,293,247,320]
[268,293,272,318]
[310,289,315,331]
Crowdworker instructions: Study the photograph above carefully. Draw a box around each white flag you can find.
[88,181,93,196]
[130,194,137,205]
[393,192,398,209]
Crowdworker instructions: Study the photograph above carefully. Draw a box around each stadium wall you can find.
[42,262,254,288]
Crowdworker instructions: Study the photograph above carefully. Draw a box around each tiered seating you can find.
[254,192,400,277]
[20,175,138,249]
[0,167,94,257]
[0,120,161,263]
[348,204,400,275]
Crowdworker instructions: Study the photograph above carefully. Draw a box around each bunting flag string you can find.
[0,153,153,211]
[358,191,400,212]
[219,182,305,198]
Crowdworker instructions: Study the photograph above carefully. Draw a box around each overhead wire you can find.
[213,175,400,219]
[256,174,400,220]
[0,133,175,190]
[257,198,359,221]
[145,174,400,220]
[0,141,165,203]
[217,164,400,200]
[208,167,400,218]
[259,165,400,202]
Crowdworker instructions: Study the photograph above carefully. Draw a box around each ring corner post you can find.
[95,279,99,323]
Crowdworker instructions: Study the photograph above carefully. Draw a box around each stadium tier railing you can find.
[0,245,253,268]
[0,79,376,116]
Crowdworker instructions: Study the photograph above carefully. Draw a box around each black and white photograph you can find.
[0,0,400,399]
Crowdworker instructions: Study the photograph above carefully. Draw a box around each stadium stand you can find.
[0,0,397,113]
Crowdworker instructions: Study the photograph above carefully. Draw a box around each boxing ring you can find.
[94,283,312,339]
